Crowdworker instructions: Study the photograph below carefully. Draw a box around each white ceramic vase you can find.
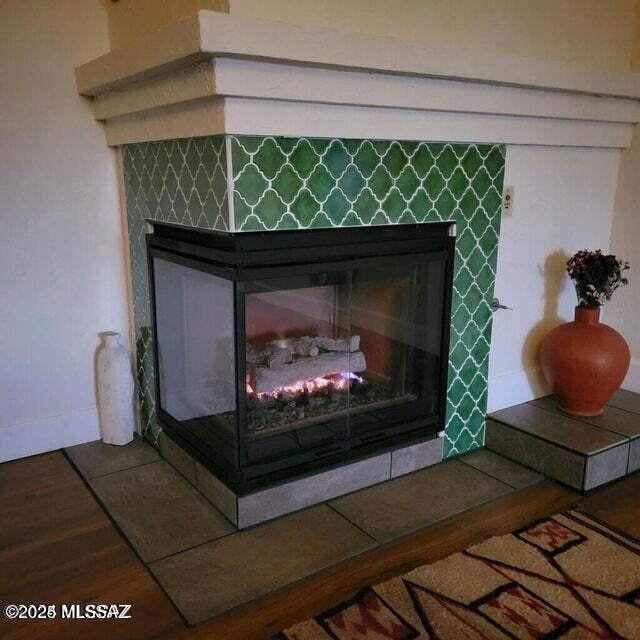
[96,332,135,446]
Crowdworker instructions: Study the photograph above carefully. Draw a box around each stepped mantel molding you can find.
[75,11,640,148]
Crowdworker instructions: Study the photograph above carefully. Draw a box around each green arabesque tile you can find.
[122,134,505,458]
[254,139,286,180]
[121,136,229,441]
[234,164,267,206]
[272,165,303,204]
[354,142,379,177]
[324,140,351,178]
[307,165,334,201]
[234,134,504,455]
[289,140,319,177]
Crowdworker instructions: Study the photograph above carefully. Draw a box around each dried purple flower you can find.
[566,249,630,309]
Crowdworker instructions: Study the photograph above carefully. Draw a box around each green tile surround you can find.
[122,137,229,443]
[122,135,505,457]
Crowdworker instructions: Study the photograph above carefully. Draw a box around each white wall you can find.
[488,147,621,411]
[104,0,229,49]
[0,0,129,462]
[609,133,640,394]
[229,0,637,72]
[608,15,640,392]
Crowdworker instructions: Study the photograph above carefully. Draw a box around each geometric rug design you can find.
[275,511,640,639]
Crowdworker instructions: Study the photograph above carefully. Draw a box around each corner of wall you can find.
[224,134,236,231]
[623,358,640,392]
[608,128,640,364]
[105,0,230,50]
[632,0,640,70]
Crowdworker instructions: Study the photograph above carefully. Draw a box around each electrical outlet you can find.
[502,186,514,217]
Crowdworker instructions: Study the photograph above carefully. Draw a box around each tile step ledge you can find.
[486,392,640,492]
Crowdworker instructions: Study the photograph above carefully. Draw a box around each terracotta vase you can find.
[539,307,630,417]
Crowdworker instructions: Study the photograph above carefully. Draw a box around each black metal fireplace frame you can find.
[146,221,455,494]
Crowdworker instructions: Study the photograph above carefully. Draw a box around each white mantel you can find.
[75,11,640,148]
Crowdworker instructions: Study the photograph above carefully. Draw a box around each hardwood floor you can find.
[1,451,638,640]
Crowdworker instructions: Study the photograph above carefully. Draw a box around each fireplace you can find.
[148,221,455,498]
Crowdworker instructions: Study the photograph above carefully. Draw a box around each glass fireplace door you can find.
[152,256,239,472]
[243,268,353,466]
[242,251,448,470]
[349,253,446,444]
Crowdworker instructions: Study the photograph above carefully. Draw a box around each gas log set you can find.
[246,334,365,396]
[243,334,404,436]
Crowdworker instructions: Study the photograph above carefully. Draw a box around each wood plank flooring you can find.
[1,450,638,640]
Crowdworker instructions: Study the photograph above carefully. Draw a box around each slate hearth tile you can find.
[489,403,626,455]
[195,461,238,525]
[460,449,543,489]
[390,438,443,478]
[329,460,512,543]
[584,444,629,490]
[149,505,375,624]
[159,432,197,484]
[531,396,640,440]
[237,453,390,529]
[608,389,640,415]
[486,418,585,489]
[90,461,234,563]
[65,436,160,480]
[629,439,640,473]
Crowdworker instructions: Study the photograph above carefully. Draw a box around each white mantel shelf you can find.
[75,11,640,148]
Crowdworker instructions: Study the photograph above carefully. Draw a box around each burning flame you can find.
[246,372,363,399]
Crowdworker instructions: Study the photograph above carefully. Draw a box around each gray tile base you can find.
[391,437,443,478]
[487,399,634,491]
[237,453,391,529]
[630,438,640,473]
[68,436,532,624]
[149,505,375,624]
[486,419,586,489]
[460,449,543,489]
[609,389,640,414]
[584,444,629,490]
[490,403,626,455]
[160,432,444,529]
[90,461,235,562]
[158,432,197,485]
[330,459,512,543]
[531,394,640,476]
[531,396,640,441]
[65,436,160,479]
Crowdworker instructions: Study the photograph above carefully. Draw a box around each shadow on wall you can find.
[522,250,570,392]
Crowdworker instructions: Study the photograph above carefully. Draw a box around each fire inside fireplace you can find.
[148,222,454,492]
[243,332,408,438]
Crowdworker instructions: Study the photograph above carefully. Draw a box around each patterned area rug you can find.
[274,511,640,639]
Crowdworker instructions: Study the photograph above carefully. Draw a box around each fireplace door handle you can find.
[491,297,512,312]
